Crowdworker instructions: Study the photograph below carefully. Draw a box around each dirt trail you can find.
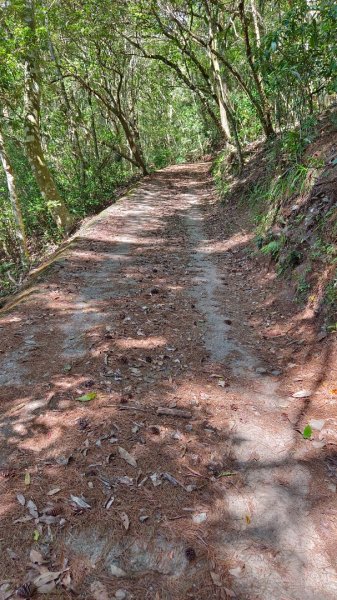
[0,163,337,600]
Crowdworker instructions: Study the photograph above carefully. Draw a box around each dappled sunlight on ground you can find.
[0,163,336,599]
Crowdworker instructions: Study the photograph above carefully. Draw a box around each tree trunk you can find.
[117,110,148,175]
[206,16,232,142]
[47,33,87,188]
[23,0,73,231]
[251,0,261,47]
[0,120,29,263]
[239,0,275,138]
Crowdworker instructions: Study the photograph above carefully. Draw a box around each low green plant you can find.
[295,268,311,302]
[260,239,282,259]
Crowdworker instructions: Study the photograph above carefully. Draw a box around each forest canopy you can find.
[0,0,336,280]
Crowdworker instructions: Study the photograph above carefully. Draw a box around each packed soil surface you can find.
[1,163,337,600]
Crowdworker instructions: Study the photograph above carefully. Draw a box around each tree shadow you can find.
[0,163,336,599]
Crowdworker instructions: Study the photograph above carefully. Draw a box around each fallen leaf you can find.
[150,472,162,487]
[303,424,313,439]
[229,566,242,577]
[27,500,38,518]
[24,472,31,486]
[104,496,115,509]
[30,549,44,565]
[330,389,337,395]
[210,571,222,587]
[60,571,72,591]
[34,570,62,593]
[0,582,14,600]
[217,471,237,478]
[16,493,26,506]
[15,582,36,599]
[292,389,311,398]
[118,446,137,468]
[120,512,130,530]
[47,488,61,496]
[13,515,34,524]
[33,530,40,542]
[110,565,127,577]
[77,392,97,402]
[70,494,91,509]
[245,515,251,524]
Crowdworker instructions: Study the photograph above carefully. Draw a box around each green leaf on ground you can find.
[217,471,237,478]
[303,424,313,439]
[77,392,97,402]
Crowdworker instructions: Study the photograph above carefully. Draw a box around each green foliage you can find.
[295,268,312,302]
[325,272,337,306]
[0,0,336,294]
[260,240,282,259]
[303,425,313,440]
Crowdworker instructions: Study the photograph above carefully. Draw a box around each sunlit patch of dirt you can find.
[0,163,336,599]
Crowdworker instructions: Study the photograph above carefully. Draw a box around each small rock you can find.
[185,424,193,432]
[327,483,336,493]
[115,590,127,599]
[271,369,283,376]
[256,367,268,375]
[172,431,182,440]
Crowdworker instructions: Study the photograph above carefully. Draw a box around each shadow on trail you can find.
[0,164,336,599]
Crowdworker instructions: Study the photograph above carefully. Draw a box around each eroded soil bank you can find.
[0,163,337,600]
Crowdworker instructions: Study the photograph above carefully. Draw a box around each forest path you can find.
[0,163,336,600]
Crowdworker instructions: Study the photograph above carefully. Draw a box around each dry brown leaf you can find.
[120,512,130,531]
[13,515,33,524]
[26,500,38,518]
[30,549,44,565]
[118,447,137,468]
[47,488,61,496]
[0,586,14,600]
[34,570,62,593]
[60,571,72,590]
[16,493,26,506]
[210,571,222,587]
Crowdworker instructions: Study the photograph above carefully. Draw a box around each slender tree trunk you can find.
[239,0,275,138]
[116,110,148,175]
[23,0,73,231]
[0,121,29,263]
[206,16,232,141]
[47,34,87,187]
[251,0,261,47]
[205,12,243,168]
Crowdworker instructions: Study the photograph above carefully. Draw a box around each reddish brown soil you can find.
[0,163,337,600]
